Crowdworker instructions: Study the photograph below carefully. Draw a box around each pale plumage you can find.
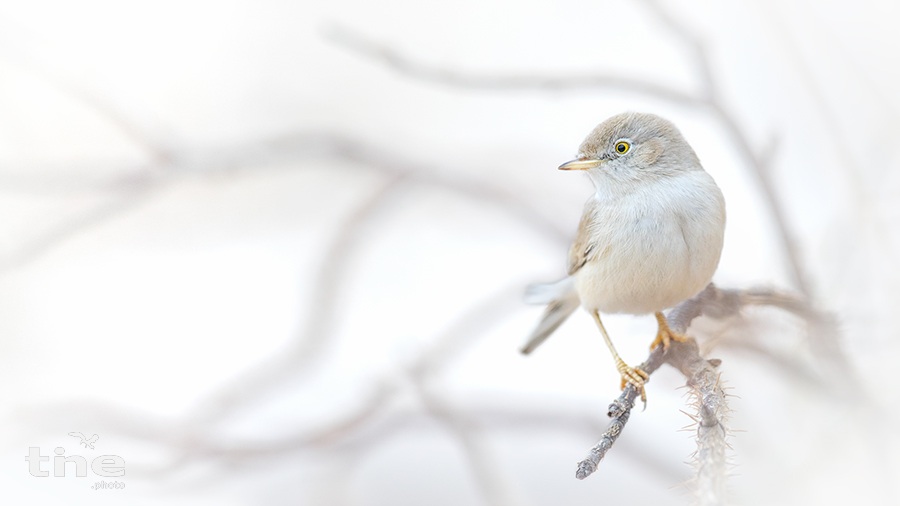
[523,112,726,400]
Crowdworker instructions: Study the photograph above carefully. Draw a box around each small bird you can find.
[522,112,726,402]
[68,432,100,449]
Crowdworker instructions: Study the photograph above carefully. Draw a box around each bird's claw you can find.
[651,312,690,351]
[649,328,690,351]
[616,359,649,404]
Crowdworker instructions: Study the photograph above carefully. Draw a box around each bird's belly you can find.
[575,221,717,315]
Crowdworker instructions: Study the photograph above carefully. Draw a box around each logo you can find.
[26,433,125,490]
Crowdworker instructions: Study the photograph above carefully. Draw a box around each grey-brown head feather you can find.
[577,112,701,174]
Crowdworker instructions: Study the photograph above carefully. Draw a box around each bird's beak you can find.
[558,158,602,171]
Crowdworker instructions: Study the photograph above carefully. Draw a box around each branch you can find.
[673,342,729,506]
[574,285,712,480]
[574,283,822,503]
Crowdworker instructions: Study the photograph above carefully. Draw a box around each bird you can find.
[522,112,726,402]
[68,432,100,449]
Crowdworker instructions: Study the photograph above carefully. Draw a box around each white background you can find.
[1,0,899,504]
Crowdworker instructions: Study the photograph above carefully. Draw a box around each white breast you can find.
[575,171,725,315]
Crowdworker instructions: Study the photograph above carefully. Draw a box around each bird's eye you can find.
[614,141,630,155]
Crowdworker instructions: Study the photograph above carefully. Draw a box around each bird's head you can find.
[559,112,702,192]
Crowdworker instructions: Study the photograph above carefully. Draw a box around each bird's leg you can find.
[591,311,649,403]
[650,311,690,351]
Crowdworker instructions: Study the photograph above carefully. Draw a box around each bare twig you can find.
[574,388,638,480]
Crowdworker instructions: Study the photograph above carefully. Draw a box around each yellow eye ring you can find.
[614,141,630,155]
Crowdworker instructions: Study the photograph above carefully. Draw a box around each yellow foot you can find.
[615,358,649,403]
[650,312,690,351]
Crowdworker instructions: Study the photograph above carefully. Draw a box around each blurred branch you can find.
[1,57,570,279]
[6,57,174,166]
[185,173,405,426]
[756,2,900,277]
[0,130,569,277]
[414,382,519,506]
[324,25,701,105]
[732,287,857,394]
[0,185,162,273]
[268,131,570,243]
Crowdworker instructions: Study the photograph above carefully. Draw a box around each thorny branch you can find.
[574,284,818,497]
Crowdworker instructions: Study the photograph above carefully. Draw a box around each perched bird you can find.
[522,112,726,402]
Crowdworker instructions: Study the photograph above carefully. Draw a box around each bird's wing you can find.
[87,435,99,443]
[68,432,85,440]
[567,197,602,276]
[520,296,579,354]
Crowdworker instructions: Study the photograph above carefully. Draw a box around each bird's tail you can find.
[521,277,579,355]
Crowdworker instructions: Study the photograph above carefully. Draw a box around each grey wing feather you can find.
[521,276,579,354]
[520,297,579,354]
[567,197,602,275]
[522,199,600,355]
